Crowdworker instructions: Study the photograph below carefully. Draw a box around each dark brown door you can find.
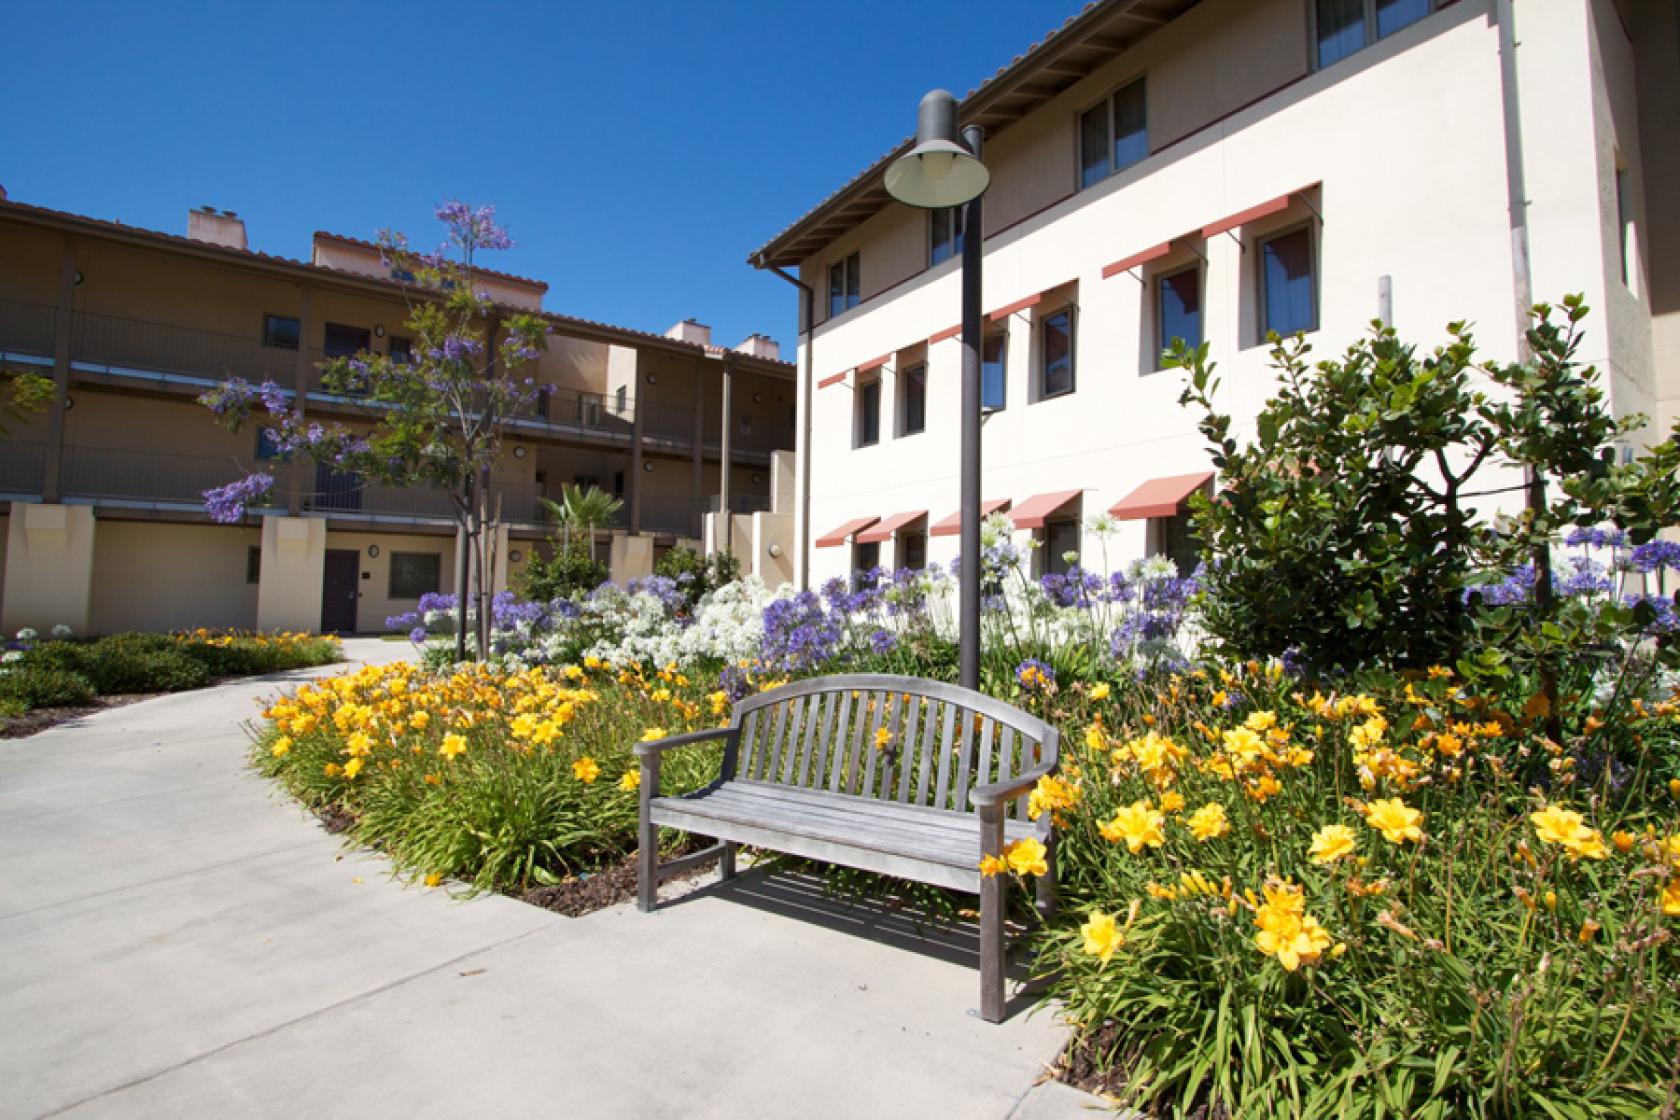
[321,549,360,634]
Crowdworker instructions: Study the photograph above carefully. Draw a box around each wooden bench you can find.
[635,673,1060,1022]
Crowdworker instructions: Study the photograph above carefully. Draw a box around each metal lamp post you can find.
[884,89,989,692]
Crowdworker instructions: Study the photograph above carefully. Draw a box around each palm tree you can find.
[542,483,624,560]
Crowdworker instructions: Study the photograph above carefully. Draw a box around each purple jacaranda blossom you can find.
[434,201,515,254]
[203,472,274,523]
[199,378,256,418]
[257,380,289,413]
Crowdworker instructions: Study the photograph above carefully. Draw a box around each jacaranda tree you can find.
[199,201,548,659]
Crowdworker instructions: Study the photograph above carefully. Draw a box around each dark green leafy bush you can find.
[0,667,96,709]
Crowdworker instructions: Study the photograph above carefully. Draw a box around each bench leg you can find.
[636,757,659,913]
[978,805,1006,1023]
[719,840,737,882]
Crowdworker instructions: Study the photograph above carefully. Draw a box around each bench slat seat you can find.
[650,780,1042,893]
[635,673,1058,1022]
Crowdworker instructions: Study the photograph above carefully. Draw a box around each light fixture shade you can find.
[884,89,989,210]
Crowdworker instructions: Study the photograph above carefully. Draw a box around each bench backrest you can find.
[731,674,1059,823]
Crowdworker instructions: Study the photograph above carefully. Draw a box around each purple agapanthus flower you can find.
[1627,540,1680,574]
[1016,658,1055,689]
[1565,526,1628,550]
[868,629,898,656]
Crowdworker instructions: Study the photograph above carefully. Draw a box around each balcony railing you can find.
[704,493,773,516]
[639,494,701,537]
[71,309,300,387]
[0,440,48,495]
[62,444,250,505]
[0,301,56,364]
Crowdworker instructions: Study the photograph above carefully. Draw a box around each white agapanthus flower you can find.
[15,628,37,642]
[50,624,73,639]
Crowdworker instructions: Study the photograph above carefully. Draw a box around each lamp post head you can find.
[884,89,990,210]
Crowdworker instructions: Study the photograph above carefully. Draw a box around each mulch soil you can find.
[520,843,711,918]
[1057,1021,1226,1119]
[0,694,158,739]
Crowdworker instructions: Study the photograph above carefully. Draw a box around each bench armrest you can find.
[633,727,738,758]
[970,759,1057,809]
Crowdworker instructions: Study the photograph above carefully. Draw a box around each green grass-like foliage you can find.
[1010,662,1680,1118]
[252,659,728,892]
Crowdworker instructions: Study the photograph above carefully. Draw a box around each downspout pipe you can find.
[1495,0,1534,359]
[766,263,815,591]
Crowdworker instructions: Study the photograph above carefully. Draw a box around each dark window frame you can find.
[1152,511,1203,577]
[898,362,927,437]
[982,328,1008,412]
[1077,76,1148,191]
[852,540,880,578]
[1042,518,1081,577]
[930,207,966,266]
[246,545,262,584]
[1037,307,1077,402]
[828,251,861,318]
[1155,262,1204,369]
[388,552,442,600]
[1256,222,1320,340]
[262,313,301,351]
[854,375,882,448]
[1311,0,1438,70]
[899,528,928,572]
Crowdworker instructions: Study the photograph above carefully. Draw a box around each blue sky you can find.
[0,0,1067,351]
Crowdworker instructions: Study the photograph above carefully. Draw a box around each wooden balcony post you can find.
[628,348,644,536]
[690,357,703,540]
[288,285,314,516]
[719,355,734,552]
[41,239,76,504]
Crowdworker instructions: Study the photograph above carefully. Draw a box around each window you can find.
[899,528,927,572]
[1259,226,1318,338]
[1039,309,1075,400]
[1157,265,1203,363]
[389,337,413,364]
[1153,513,1201,576]
[263,314,300,350]
[855,377,881,447]
[1043,519,1081,577]
[982,331,1007,411]
[930,207,965,266]
[1316,0,1433,68]
[828,251,861,318]
[246,545,261,584]
[851,540,880,578]
[613,470,625,497]
[1616,165,1633,287]
[323,322,371,358]
[1079,78,1148,190]
[389,552,442,599]
[898,363,926,436]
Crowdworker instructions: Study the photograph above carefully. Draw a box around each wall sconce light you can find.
[768,543,783,558]
[73,270,85,286]
[646,373,659,385]
[513,446,527,459]
[753,392,764,403]
[508,550,523,563]
[643,461,655,473]
[374,325,386,338]
[751,473,763,484]
[367,544,381,558]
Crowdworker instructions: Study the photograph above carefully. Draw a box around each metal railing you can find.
[703,493,773,515]
[639,494,701,537]
[0,440,48,495]
[62,444,248,505]
[0,300,56,363]
[70,308,299,386]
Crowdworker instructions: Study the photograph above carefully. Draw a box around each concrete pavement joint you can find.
[35,922,557,1119]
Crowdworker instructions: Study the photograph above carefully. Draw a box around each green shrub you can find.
[21,640,92,676]
[83,644,210,694]
[515,539,607,601]
[655,544,742,610]
[0,667,96,709]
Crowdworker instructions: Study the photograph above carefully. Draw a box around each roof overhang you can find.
[746,0,1200,270]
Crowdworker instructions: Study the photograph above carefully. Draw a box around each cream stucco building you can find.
[752,0,1680,589]
[0,195,795,634]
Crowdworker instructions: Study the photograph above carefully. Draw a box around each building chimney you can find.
[187,206,248,250]
[735,333,780,361]
[665,317,711,346]
[0,183,8,202]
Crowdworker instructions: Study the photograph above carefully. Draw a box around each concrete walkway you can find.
[0,639,1105,1119]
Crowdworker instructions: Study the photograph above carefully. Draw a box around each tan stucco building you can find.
[752,0,1680,589]
[0,196,795,634]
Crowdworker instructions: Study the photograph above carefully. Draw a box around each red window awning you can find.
[856,353,892,373]
[856,509,927,544]
[928,323,962,345]
[1201,182,1320,240]
[817,370,847,390]
[929,497,1011,537]
[987,293,1043,322]
[1108,471,1214,520]
[815,516,879,548]
[1009,489,1084,530]
[1101,241,1173,280]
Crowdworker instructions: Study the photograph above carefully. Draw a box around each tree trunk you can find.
[454,476,473,663]
[1527,466,1562,741]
